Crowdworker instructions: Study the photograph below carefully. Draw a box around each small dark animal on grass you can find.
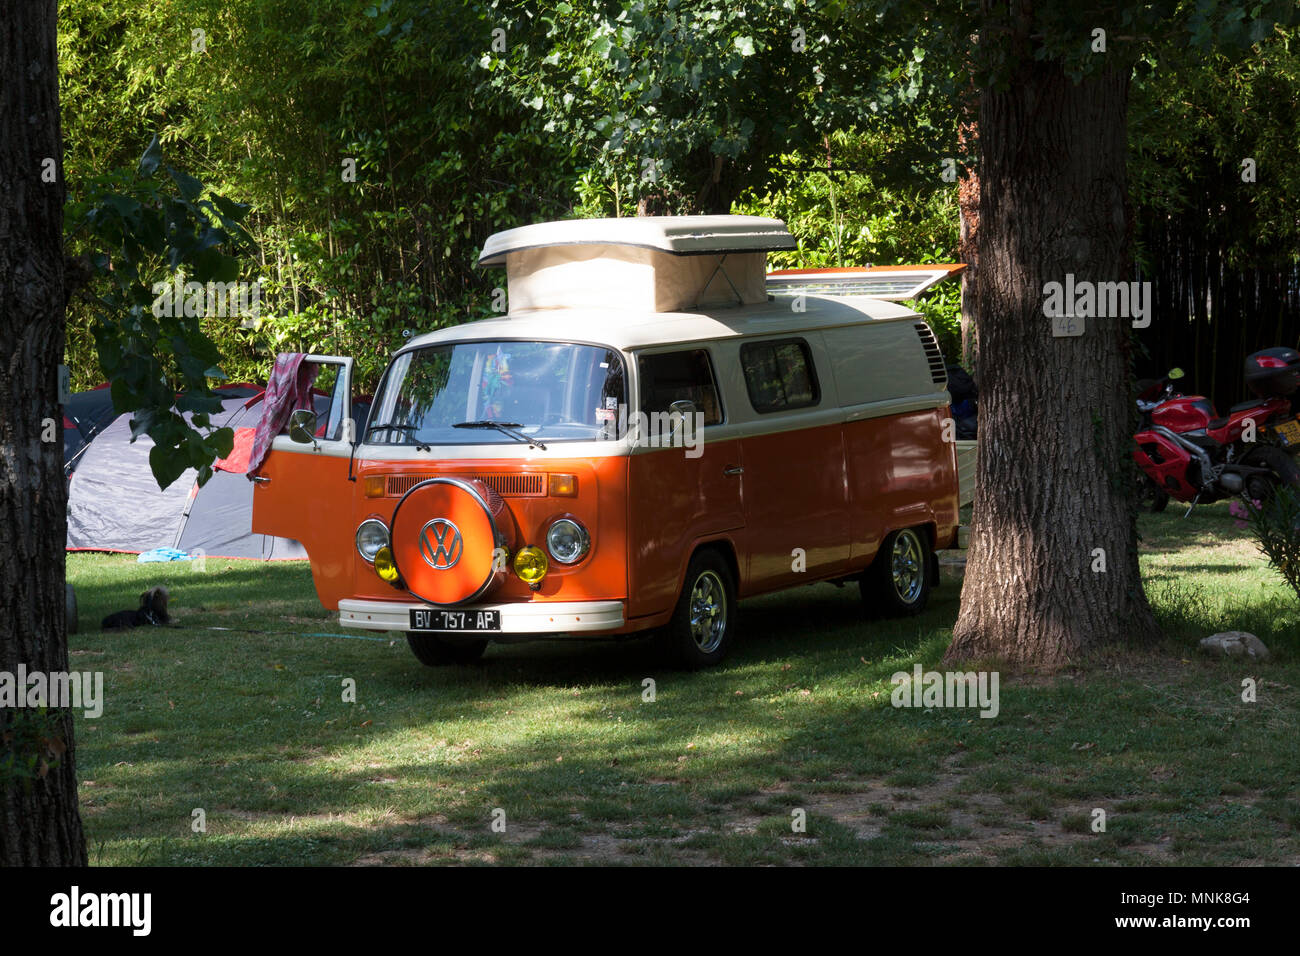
[101,586,170,630]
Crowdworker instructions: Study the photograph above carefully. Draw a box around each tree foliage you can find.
[67,135,254,488]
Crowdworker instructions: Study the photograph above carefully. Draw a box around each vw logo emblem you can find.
[418,518,463,570]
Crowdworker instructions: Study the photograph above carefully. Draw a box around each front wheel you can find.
[861,527,932,617]
[654,550,736,669]
[1136,472,1170,513]
[405,632,489,666]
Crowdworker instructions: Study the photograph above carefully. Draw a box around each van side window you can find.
[739,339,819,413]
[638,349,723,425]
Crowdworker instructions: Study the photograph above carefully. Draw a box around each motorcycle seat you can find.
[1209,399,1277,432]
[1229,398,1273,414]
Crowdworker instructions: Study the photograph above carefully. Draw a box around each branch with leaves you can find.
[64,135,258,489]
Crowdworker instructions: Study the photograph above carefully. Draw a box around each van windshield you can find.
[366,341,627,445]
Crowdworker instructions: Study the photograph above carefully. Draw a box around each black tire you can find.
[1135,471,1169,513]
[1242,445,1300,504]
[405,632,489,666]
[654,550,736,669]
[861,527,932,617]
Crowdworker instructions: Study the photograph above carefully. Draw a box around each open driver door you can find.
[250,354,358,608]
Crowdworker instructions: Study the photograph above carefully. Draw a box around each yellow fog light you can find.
[512,546,549,586]
[373,546,400,583]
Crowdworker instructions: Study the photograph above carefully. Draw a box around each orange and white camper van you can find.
[250,216,960,668]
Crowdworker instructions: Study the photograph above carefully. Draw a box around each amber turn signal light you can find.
[363,476,385,498]
[548,473,577,497]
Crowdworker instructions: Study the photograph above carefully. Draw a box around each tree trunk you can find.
[946,56,1160,669]
[0,0,88,865]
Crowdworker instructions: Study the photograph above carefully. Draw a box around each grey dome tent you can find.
[62,385,117,478]
[65,385,318,560]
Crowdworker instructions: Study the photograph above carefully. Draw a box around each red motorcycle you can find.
[1134,347,1300,513]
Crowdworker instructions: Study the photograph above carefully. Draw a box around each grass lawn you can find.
[66,501,1299,866]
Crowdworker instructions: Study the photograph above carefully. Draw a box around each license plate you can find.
[408,609,501,632]
[1274,418,1300,447]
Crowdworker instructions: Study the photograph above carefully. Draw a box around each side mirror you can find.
[288,408,318,444]
[1168,368,1185,380]
[668,399,697,437]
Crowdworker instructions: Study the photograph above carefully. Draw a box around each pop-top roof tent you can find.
[477,215,799,313]
[64,385,336,560]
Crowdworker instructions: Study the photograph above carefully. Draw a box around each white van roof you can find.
[402,293,921,354]
[477,215,797,265]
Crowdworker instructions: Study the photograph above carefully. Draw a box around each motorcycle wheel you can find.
[1136,473,1170,513]
[1241,445,1300,504]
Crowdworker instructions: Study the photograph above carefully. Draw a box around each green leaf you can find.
[168,166,204,201]
[138,135,162,177]
[148,443,190,491]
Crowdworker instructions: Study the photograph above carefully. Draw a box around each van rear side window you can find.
[739,338,819,413]
[638,349,723,425]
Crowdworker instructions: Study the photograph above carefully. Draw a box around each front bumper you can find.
[338,598,626,634]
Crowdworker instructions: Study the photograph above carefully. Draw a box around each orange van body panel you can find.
[843,406,961,558]
[737,420,850,594]
[250,447,355,609]
[626,438,744,619]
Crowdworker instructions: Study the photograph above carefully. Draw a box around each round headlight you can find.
[513,546,549,584]
[355,519,390,562]
[545,518,590,565]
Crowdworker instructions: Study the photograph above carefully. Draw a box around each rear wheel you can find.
[861,527,932,617]
[654,550,736,669]
[405,632,489,666]
[1242,445,1300,504]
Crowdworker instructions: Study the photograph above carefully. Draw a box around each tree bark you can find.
[0,0,88,865]
[946,55,1160,669]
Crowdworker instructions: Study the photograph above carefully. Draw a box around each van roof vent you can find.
[476,216,796,314]
[914,322,947,387]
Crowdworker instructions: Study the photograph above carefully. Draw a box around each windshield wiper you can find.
[365,421,419,435]
[454,420,547,450]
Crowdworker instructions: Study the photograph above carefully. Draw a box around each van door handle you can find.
[250,476,271,484]
[723,466,743,477]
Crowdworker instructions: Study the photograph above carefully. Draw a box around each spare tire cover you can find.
[390,477,511,606]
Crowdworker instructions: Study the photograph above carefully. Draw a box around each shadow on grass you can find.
[68,539,1300,866]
